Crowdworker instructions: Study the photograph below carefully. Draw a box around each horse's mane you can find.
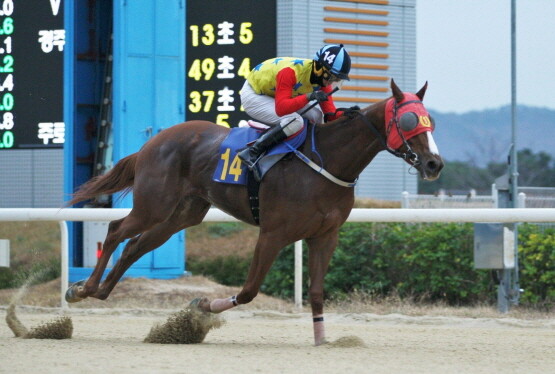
[316,101,382,129]
[316,115,349,128]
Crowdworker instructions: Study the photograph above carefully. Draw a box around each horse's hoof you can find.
[65,280,86,303]
[189,297,210,313]
[315,339,329,347]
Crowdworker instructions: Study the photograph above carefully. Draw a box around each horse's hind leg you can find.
[66,217,125,302]
[66,211,162,302]
[67,150,194,302]
[91,197,211,300]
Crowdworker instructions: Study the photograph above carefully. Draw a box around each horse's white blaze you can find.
[427,132,440,155]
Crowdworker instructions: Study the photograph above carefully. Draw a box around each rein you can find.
[285,129,357,188]
[283,99,424,188]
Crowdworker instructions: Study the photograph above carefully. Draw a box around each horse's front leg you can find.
[305,230,339,346]
[194,231,288,313]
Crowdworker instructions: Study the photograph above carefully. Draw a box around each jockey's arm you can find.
[274,68,312,116]
[274,68,343,121]
[318,85,343,121]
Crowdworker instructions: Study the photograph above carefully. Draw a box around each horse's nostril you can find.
[427,160,438,171]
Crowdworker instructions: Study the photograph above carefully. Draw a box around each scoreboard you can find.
[186,0,276,128]
[0,0,64,150]
[0,0,275,150]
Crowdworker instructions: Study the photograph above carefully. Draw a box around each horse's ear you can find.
[391,79,404,103]
[416,81,428,101]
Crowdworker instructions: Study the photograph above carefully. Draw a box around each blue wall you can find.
[65,0,186,282]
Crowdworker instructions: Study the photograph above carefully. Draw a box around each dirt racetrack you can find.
[1,277,554,373]
[1,306,554,374]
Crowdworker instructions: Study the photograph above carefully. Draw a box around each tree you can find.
[516,149,555,186]
[418,149,555,194]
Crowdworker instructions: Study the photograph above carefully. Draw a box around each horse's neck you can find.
[309,105,385,182]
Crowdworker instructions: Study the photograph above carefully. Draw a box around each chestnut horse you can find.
[66,80,443,345]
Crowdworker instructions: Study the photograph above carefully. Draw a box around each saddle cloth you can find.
[212,121,308,185]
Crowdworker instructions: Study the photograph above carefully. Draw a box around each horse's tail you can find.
[67,153,137,206]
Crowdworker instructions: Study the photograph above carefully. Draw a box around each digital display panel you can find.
[186,0,276,128]
[0,0,64,150]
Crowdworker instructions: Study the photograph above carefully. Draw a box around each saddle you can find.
[212,120,307,185]
[212,120,308,225]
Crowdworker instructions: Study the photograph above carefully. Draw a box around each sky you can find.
[416,0,555,114]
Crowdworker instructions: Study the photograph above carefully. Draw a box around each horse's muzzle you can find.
[420,156,444,181]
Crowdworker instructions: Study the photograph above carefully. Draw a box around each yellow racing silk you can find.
[247,58,318,97]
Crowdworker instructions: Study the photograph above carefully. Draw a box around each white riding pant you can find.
[240,80,323,136]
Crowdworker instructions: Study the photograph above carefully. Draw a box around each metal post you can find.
[510,0,518,206]
[510,0,520,308]
[59,221,69,310]
[0,239,9,267]
[401,191,410,209]
[294,240,303,310]
[497,270,511,313]
[518,192,526,208]
[494,174,514,313]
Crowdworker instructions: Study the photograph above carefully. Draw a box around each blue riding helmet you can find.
[314,44,351,81]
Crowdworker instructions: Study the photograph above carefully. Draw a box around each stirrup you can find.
[238,149,263,169]
[248,153,265,169]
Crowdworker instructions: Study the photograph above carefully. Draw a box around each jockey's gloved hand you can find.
[306,90,328,102]
[324,112,336,122]
[336,105,361,120]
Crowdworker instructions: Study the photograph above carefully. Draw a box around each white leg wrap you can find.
[209,295,238,313]
[313,314,326,346]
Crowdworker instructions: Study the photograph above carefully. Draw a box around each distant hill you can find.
[428,105,555,165]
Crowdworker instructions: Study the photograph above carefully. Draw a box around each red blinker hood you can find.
[384,93,433,149]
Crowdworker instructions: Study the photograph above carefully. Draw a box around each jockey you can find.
[237,44,351,174]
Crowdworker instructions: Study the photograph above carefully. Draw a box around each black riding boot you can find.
[238,125,288,170]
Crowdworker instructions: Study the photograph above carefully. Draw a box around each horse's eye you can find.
[399,112,418,131]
